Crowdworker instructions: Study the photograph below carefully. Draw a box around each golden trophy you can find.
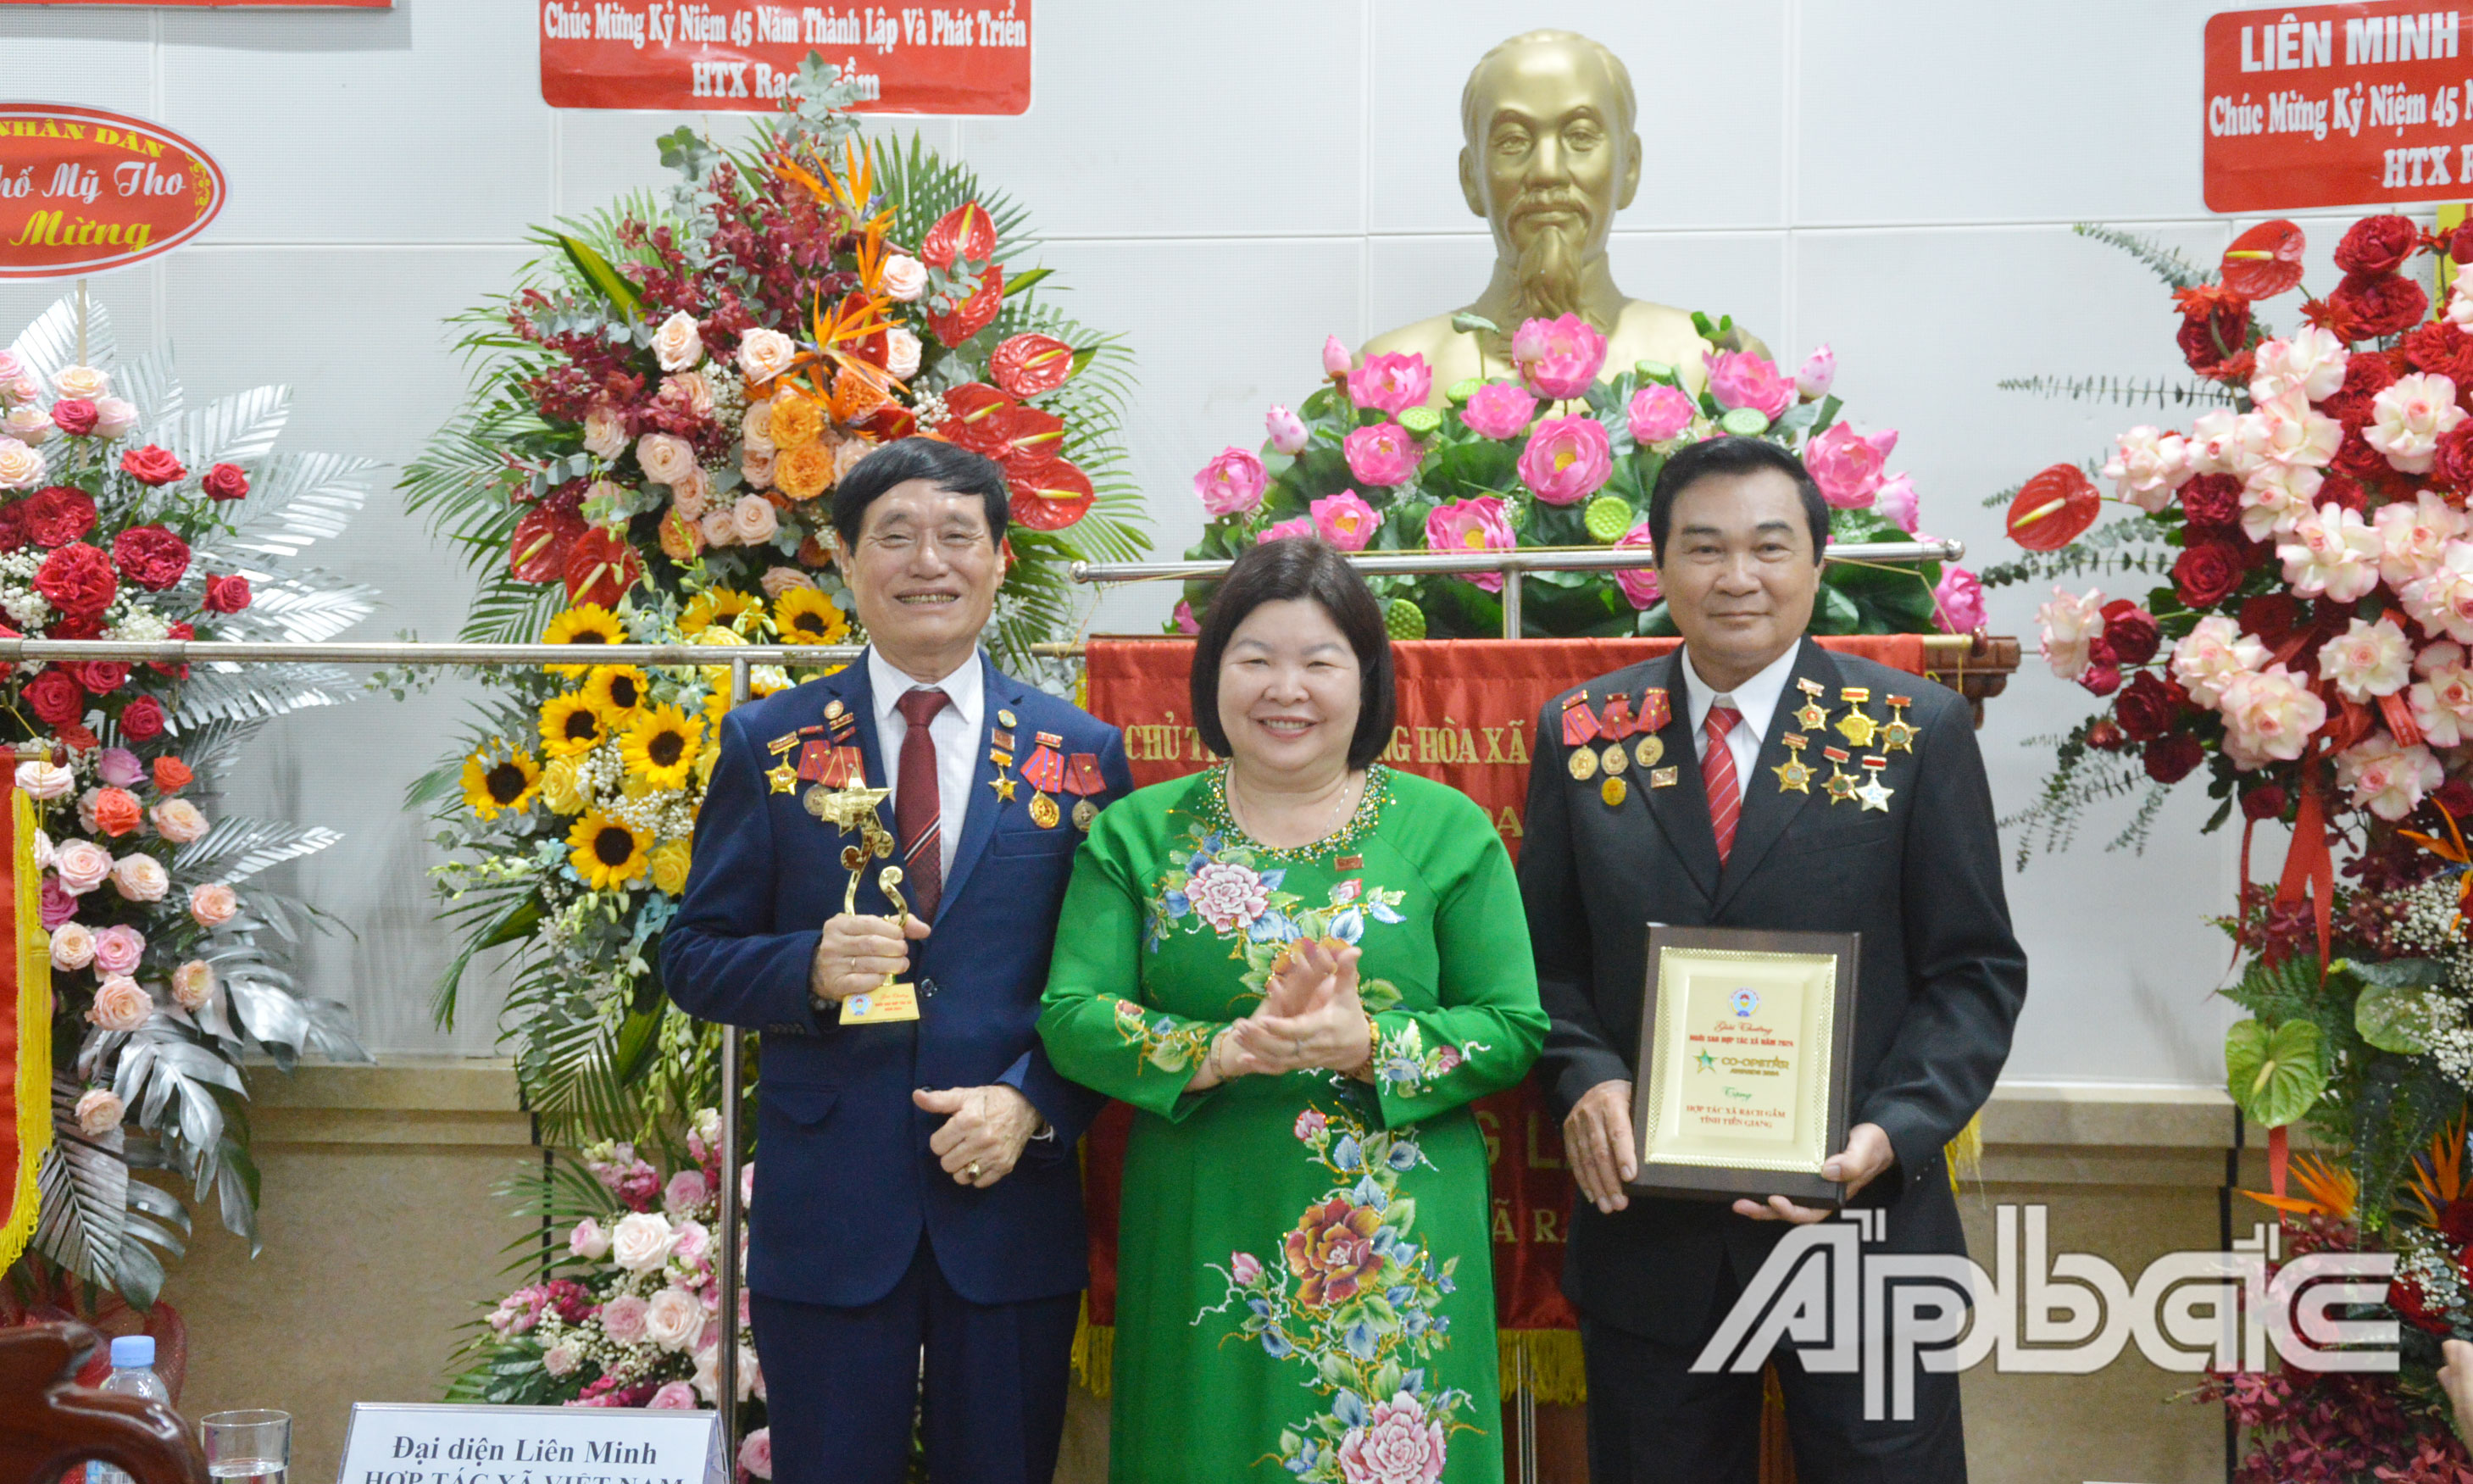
[809,781,922,1025]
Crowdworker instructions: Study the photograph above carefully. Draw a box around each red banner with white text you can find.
[538,1,1031,113]
[1078,635,1932,1340]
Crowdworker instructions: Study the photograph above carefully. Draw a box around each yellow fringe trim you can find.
[1072,1303,1114,1399]
[1944,1112,1984,1193]
[0,788,51,1275]
[1498,1327,1588,1405]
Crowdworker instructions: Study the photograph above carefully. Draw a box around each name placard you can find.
[336,1403,722,1484]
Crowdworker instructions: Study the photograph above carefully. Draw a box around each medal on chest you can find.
[1022,732,1067,829]
[1772,732,1815,794]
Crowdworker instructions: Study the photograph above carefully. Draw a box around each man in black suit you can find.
[1518,436,2026,1482]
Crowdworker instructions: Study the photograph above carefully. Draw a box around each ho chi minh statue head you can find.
[1456,30,1642,325]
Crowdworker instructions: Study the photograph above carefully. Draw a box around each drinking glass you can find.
[198,1410,289,1484]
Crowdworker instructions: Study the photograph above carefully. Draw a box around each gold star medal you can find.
[1772,731,1814,794]
[1820,745,1859,805]
[988,774,1018,804]
[1834,686,1876,749]
[1792,679,1831,734]
[1857,755,1894,813]
[1879,695,1919,754]
[1600,775,1628,807]
[766,761,800,795]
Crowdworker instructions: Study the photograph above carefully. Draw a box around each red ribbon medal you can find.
[1637,689,1673,733]
[1021,732,1068,794]
[1560,695,1602,748]
[1598,692,1637,741]
[1063,753,1105,797]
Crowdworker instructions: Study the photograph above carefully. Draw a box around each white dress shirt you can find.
[1681,642,1802,783]
[866,645,984,882]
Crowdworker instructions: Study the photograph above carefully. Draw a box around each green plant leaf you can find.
[2355,979,2443,1054]
[548,231,644,321]
[2224,1018,2326,1128]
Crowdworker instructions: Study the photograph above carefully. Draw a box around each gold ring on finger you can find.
[967,1161,982,1180]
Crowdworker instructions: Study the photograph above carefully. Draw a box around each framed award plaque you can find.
[1626,925,1861,1205]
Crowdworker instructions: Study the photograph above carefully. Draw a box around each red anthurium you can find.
[2005,464,2101,551]
[564,526,643,609]
[991,333,1077,396]
[1007,458,1094,531]
[2220,219,2308,299]
[509,504,587,584]
[929,266,1003,347]
[920,201,998,270]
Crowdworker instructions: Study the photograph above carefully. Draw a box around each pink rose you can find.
[1322,336,1353,378]
[92,924,144,975]
[664,1169,710,1214]
[698,509,737,548]
[38,880,74,931]
[1346,353,1432,416]
[73,1087,123,1137]
[1874,475,1920,534]
[1614,523,1662,610]
[1336,1391,1448,1484]
[1516,415,1614,506]
[1510,314,1608,400]
[879,254,927,303]
[14,761,72,801]
[643,1288,703,1352]
[149,798,208,844]
[570,1217,612,1260]
[542,1342,581,1379]
[759,565,818,599]
[1705,351,1795,421]
[599,1293,649,1342]
[1309,490,1380,552]
[1259,517,1315,544]
[87,975,150,1032]
[1265,404,1309,455]
[739,450,775,492]
[95,748,142,788]
[48,922,94,970]
[670,1217,711,1265]
[1173,601,1199,636]
[739,1429,774,1481]
[1795,344,1837,400]
[610,1210,678,1272]
[170,959,214,1011]
[736,328,797,384]
[189,881,238,927]
[1194,447,1268,517]
[581,403,626,461]
[635,432,697,486]
[1932,565,1986,634]
[730,495,778,546]
[647,1380,697,1410]
[1461,382,1537,442]
[51,399,96,437]
[1626,384,1695,445]
[1423,496,1515,594]
[53,839,111,894]
[1231,1252,1264,1285]
[1803,421,1898,509]
[1186,860,1270,933]
[111,853,169,903]
[92,398,136,439]
[1342,423,1420,487]
[651,311,704,373]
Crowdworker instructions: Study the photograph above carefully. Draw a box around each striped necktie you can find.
[1703,704,1744,866]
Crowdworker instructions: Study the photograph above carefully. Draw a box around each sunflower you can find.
[584,664,650,723]
[459,745,540,820]
[539,693,608,757]
[775,588,851,646]
[543,604,626,677]
[620,704,704,791]
[567,809,653,892]
[681,588,763,637]
[650,838,694,897]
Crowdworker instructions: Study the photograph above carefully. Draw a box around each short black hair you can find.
[831,437,1009,549]
[1192,537,1397,771]
[1648,436,1830,565]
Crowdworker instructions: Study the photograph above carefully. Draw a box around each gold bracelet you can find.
[1348,1013,1380,1083]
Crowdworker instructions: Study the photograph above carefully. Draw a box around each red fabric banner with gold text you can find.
[1080,635,1931,1337]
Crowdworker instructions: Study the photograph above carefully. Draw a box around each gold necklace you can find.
[1226,765,1359,850]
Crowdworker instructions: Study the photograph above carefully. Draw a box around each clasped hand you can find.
[1196,938,1374,1088]
[809,910,930,1003]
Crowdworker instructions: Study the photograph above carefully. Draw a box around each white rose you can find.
[642,1287,703,1352]
[52,839,112,895]
[582,403,627,461]
[741,398,775,456]
[73,1088,123,1137]
[2240,461,2321,542]
[30,829,52,873]
[609,1210,678,1272]
[2034,586,2106,681]
[2337,733,2443,820]
[3,405,53,445]
[736,328,798,383]
[741,450,776,491]
[2100,425,2191,512]
[883,327,922,381]
[2248,327,2349,404]
[47,922,94,971]
[2376,492,2464,592]
[14,761,71,801]
[2277,503,2382,603]
[879,254,928,303]
[635,432,697,487]
[150,798,209,844]
[652,310,705,373]
[2367,373,2468,473]
[2183,408,2248,478]
[0,437,44,491]
[110,853,169,903]
[663,371,715,419]
[2414,643,2473,747]
[2405,543,2473,645]
[91,398,136,438]
[2454,275,2473,331]
[2219,664,2327,768]
[52,366,107,401]
[2318,616,2412,703]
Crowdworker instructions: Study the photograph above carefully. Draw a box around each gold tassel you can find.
[1944,1112,1984,1194]
[1070,1301,1114,1399]
[0,788,49,1275]
[1496,1329,1589,1406]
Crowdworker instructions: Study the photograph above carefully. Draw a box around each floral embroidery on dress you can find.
[1202,1095,1480,1481]
[1148,821,1409,989]
[1369,1020,1492,1102]
[1109,997,1217,1075]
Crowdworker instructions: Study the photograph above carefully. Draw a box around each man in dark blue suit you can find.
[663,438,1131,1484]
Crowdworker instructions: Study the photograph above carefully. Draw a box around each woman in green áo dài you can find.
[1039,537,1546,1482]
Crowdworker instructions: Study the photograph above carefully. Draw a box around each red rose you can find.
[47,612,99,641]
[2405,320,2473,384]
[110,525,189,591]
[153,756,192,792]
[2333,426,2393,482]
[203,575,251,614]
[201,463,248,502]
[2086,719,2129,751]
[150,620,191,680]
[2115,671,2181,742]
[2079,663,2122,698]
[19,669,82,728]
[22,486,95,548]
[2328,271,2429,339]
[2178,474,2241,530]
[2241,784,2288,821]
[2319,352,2400,431]
[0,502,27,553]
[117,695,164,742]
[69,661,127,696]
[2172,540,2245,609]
[2142,732,2204,784]
[2336,214,2421,275]
[2098,601,2161,665]
[33,542,115,619]
[2437,428,2473,493]
[47,399,96,436]
[2435,778,2473,819]
[2177,301,2252,376]
[2315,471,2368,513]
[2240,592,2304,642]
[119,446,186,488]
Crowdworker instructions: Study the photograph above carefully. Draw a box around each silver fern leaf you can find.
[174,816,344,886]
[165,384,291,474]
[6,296,117,391]
[211,451,379,559]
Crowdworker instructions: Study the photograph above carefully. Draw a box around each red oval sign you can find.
[0,104,226,281]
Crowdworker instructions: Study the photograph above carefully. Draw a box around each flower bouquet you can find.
[1181,315,1981,641]
[450,1110,773,1478]
[0,297,375,1307]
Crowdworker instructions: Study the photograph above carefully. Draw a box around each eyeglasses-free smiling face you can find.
[838,477,1007,678]
[1216,598,1364,777]
[1657,467,1821,686]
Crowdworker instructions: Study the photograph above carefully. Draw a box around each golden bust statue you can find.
[1364,29,1759,396]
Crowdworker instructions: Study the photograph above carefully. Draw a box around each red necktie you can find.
[894,689,948,920]
[1703,704,1744,866]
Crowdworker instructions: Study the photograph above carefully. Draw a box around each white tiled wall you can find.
[0,0,2287,1082]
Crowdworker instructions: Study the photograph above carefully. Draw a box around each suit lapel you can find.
[1630,654,1722,901]
[931,652,1009,920]
[1710,639,1840,914]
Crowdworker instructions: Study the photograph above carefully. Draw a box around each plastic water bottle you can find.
[86,1336,173,1484]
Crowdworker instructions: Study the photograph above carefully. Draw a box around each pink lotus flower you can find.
[1795,345,1836,400]
[1516,415,1614,506]
[1195,447,1268,517]
[1347,353,1431,416]
[1172,601,1199,636]
[1803,421,1898,509]
[1342,423,1421,487]
[1423,496,1515,594]
[1874,475,1920,533]
[1614,523,1662,609]
[1626,384,1694,445]
[1510,314,1608,400]
[1323,336,1352,378]
[1259,517,1315,544]
[1705,351,1795,421]
[1461,382,1537,441]
[1932,566,1986,634]
[92,924,144,975]
[1310,491,1380,552]
[1231,1251,1264,1284]
[1336,1390,1448,1483]
[1265,404,1309,455]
